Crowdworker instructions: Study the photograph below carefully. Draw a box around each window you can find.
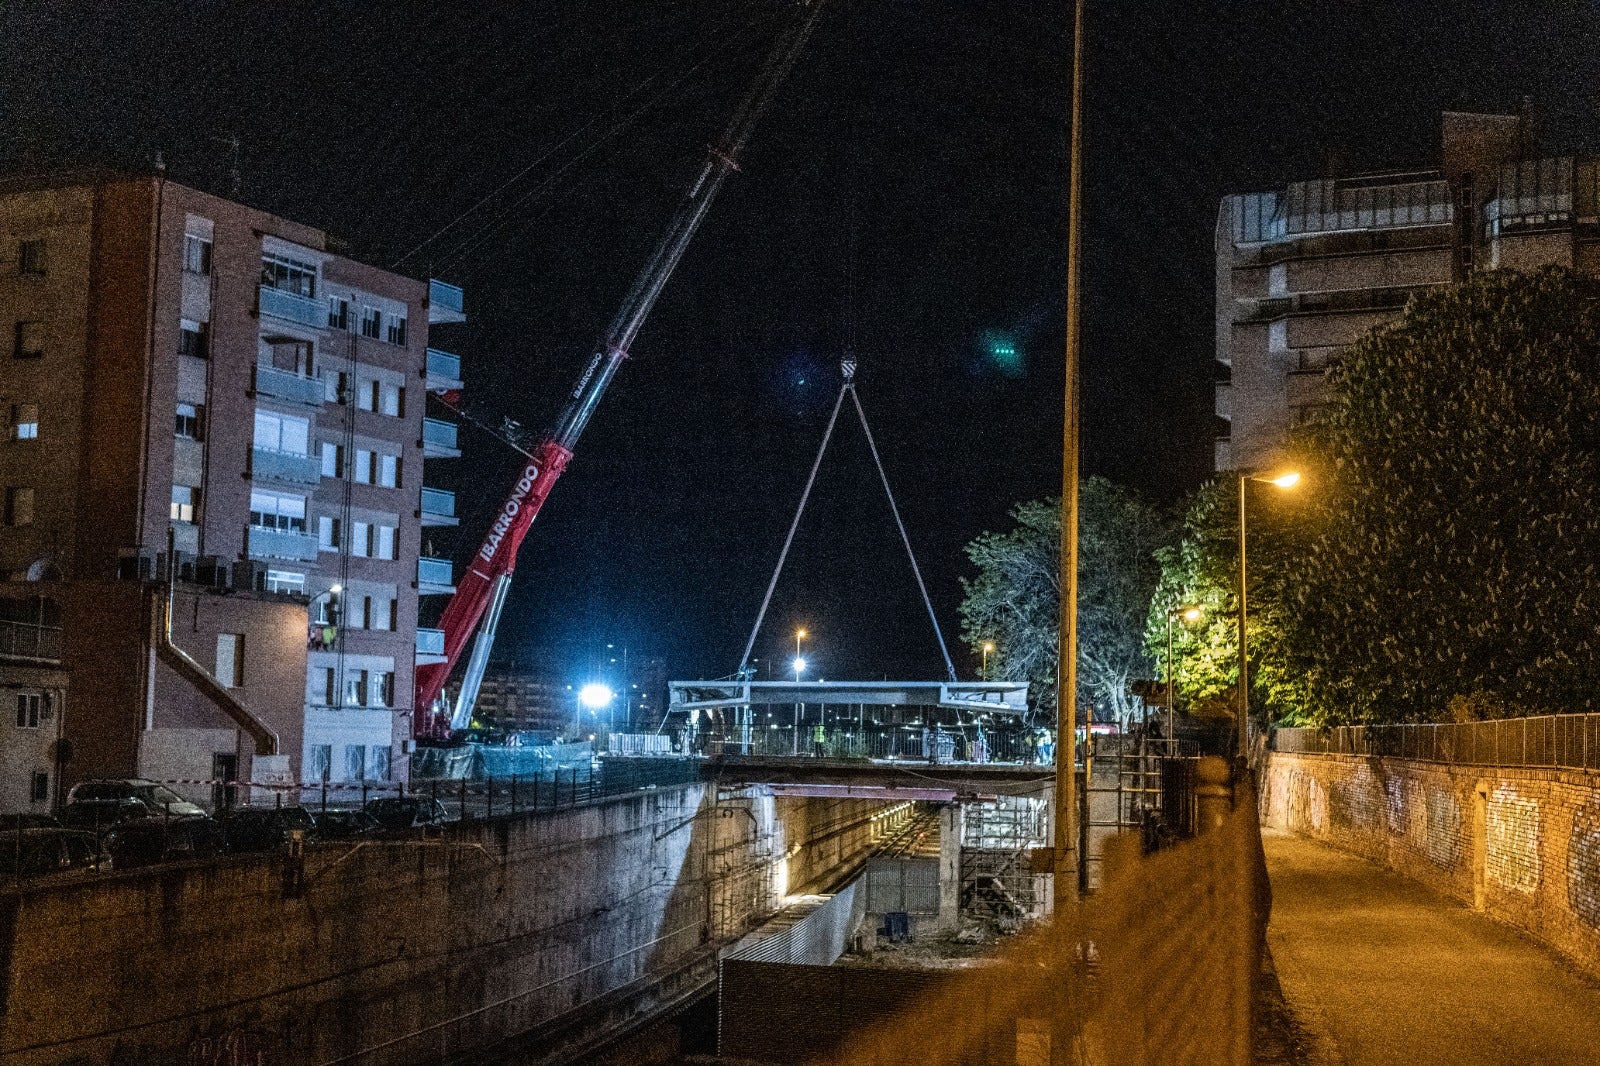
[370,746,391,781]
[324,370,350,404]
[14,320,44,360]
[356,379,376,412]
[320,442,345,479]
[175,402,203,440]
[313,591,338,626]
[253,410,310,454]
[18,239,45,276]
[354,449,374,484]
[170,485,198,523]
[249,489,306,532]
[365,595,395,632]
[344,744,367,781]
[215,633,244,688]
[29,770,48,803]
[260,252,317,298]
[11,404,38,441]
[327,296,350,330]
[5,487,34,527]
[380,382,403,418]
[378,454,400,488]
[265,569,304,594]
[317,515,341,552]
[15,692,40,728]
[360,306,381,339]
[351,520,370,558]
[385,315,407,346]
[179,320,209,359]
[309,744,332,782]
[369,671,394,708]
[344,669,369,707]
[184,234,212,276]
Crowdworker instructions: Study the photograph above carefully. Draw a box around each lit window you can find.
[14,320,44,360]
[353,449,374,484]
[264,569,304,594]
[385,315,407,346]
[18,239,45,276]
[11,404,38,440]
[176,403,203,440]
[249,489,306,532]
[5,486,34,526]
[170,485,198,524]
[378,453,400,488]
[184,234,212,275]
[360,306,381,339]
[179,320,209,359]
[15,693,40,728]
[327,296,350,331]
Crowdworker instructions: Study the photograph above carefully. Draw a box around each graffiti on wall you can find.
[1568,798,1600,927]
[1488,786,1542,893]
[1424,788,1462,870]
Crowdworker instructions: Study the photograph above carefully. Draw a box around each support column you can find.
[938,801,965,932]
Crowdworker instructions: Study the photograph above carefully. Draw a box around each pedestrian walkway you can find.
[1264,828,1600,1065]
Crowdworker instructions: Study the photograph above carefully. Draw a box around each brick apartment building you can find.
[0,171,465,811]
[1215,112,1600,471]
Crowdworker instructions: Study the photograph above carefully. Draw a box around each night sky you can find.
[5,1,1598,685]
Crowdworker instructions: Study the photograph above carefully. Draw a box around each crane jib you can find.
[479,461,544,565]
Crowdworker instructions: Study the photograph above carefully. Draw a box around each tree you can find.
[959,478,1171,722]
[1276,267,1600,724]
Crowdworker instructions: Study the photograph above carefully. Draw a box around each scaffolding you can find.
[960,794,1049,925]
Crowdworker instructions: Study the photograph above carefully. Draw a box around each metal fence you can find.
[1273,714,1600,770]
[705,723,1043,764]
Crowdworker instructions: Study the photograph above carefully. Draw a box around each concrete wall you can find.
[1264,752,1600,979]
[0,784,889,1065]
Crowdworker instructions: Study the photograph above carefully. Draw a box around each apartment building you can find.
[0,171,465,810]
[1214,112,1600,471]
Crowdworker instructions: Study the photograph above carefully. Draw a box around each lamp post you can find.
[793,629,807,756]
[1164,606,1201,750]
[1237,470,1299,757]
[982,642,995,681]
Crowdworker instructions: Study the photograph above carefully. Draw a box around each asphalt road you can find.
[1264,829,1600,1065]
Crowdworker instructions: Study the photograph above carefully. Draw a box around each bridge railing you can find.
[701,722,1045,764]
[1274,714,1600,770]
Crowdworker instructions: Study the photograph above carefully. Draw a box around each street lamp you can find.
[579,683,615,750]
[1237,469,1300,756]
[1164,606,1201,748]
[982,641,996,681]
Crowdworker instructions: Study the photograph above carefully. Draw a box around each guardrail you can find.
[1274,715,1600,770]
[258,285,324,329]
[0,620,61,661]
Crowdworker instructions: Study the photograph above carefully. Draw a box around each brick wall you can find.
[1264,751,1600,978]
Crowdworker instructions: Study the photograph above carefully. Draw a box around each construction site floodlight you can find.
[578,683,614,710]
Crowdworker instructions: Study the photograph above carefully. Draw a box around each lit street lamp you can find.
[982,641,996,681]
[793,628,807,755]
[1237,469,1300,756]
[579,682,615,750]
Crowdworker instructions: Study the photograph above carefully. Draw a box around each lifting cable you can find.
[736,361,959,684]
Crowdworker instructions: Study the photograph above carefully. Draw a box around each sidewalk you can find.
[1264,828,1600,1065]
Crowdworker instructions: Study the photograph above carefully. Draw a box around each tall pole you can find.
[1236,474,1249,758]
[1053,0,1085,901]
[1166,610,1175,752]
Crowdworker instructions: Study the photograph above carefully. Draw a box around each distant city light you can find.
[578,683,614,709]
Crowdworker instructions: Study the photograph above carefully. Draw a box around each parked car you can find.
[218,806,316,853]
[2,813,60,830]
[104,816,224,868]
[363,797,449,831]
[59,797,155,838]
[66,780,205,818]
[0,828,103,881]
[310,809,378,841]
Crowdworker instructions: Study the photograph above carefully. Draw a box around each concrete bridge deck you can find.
[702,755,1055,800]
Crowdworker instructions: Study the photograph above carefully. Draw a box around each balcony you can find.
[421,487,458,527]
[0,621,62,662]
[423,417,460,459]
[416,627,447,666]
[259,285,324,329]
[251,446,322,486]
[254,364,325,407]
[418,557,455,595]
[425,347,463,391]
[247,525,319,562]
[428,279,466,324]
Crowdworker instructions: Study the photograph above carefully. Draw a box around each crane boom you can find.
[415,0,829,738]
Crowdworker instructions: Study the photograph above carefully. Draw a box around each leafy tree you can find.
[1277,267,1600,724]
[960,478,1171,722]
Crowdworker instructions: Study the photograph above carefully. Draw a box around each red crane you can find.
[415,0,830,739]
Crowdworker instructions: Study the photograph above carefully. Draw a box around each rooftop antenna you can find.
[210,133,242,197]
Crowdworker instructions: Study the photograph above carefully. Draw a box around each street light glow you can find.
[1182,607,1202,622]
[1269,471,1301,489]
[578,683,614,709]
[793,657,807,674]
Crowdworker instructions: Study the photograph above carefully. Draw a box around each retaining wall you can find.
[1264,751,1600,978]
[0,785,892,1065]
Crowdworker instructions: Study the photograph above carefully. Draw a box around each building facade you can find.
[1215,112,1600,471]
[0,172,464,810]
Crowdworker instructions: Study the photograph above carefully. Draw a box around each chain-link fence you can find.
[1274,714,1600,769]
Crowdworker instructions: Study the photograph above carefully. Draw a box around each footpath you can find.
[1263,828,1600,1065]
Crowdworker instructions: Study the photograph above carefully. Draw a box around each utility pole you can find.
[1053,0,1086,902]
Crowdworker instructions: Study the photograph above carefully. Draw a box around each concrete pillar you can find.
[1194,755,1234,834]
[938,801,964,932]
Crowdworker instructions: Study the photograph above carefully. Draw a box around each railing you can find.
[250,446,322,486]
[258,285,324,328]
[422,418,458,452]
[247,525,318,562]
[254,364,325,406]
[417,556,453,590]
[425,348,461,384]
[0,620,62,661]
[415,628,445,656]
[704,722,1045,764]
[420,487,455,520]
[429,279,465,322]
[1274,715,1600,770]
